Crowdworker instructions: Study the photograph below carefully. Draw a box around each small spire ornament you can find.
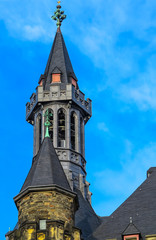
[44,109,52,138]
[51,0,67,30]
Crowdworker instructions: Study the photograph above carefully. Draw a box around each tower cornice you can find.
[14,185,77,207]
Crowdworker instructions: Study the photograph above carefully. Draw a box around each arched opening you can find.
[80,117,84,156]
[44,109,54,142]
[71,112,76,150]
[36,114,42,153]
[58,108,66,147]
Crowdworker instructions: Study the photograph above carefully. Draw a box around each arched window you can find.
[80,117,84,156]
[58,108,66,147]
[36,114,42,153]
[44,109,54,142]
[71,112,76,150]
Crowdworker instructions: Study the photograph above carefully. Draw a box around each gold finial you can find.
[58,1,61,4]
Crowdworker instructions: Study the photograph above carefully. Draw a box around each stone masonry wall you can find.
[17,191,75,227]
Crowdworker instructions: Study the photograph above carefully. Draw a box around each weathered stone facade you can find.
[7,188,80,240]
[7,221,81,240]
[17,191,75,227]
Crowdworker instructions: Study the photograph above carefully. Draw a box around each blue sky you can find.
[1,0,156,239]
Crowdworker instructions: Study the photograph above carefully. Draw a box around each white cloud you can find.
[118,55,156,110]
[0,0,54,42]
[23,25,46,41]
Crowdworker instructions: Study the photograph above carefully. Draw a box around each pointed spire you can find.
[43,31,78,89]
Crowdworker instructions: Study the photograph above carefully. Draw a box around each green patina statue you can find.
[44,109,52,138]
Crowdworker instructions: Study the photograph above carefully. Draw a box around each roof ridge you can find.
[31,138,53,186]
[59,32,68,81]
[44,32,57,75]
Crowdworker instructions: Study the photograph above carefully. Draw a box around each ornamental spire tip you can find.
[51,1,67,30]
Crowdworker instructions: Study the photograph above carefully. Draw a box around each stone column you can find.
[53,105,58,148]
[82,119,85,158]
[33,114,37,156]
[77,111,81,153]
[66,108,70,149]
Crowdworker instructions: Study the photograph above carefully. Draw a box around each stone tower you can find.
[26,4,92,202]
[6,137,81,240]
[5,3,102,240]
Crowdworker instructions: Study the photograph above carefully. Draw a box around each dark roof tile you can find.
[75,189,101,239]
[44,31,77,90]
[88,168,156,240]
[20,137,71,193]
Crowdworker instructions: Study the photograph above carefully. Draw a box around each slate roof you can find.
[87,167,156,240]
[20,137,71,193]
[75,189,102,239]
[43,31,78,90]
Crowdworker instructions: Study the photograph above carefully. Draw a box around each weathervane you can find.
[51,0,67,30]
[44,109,52,138]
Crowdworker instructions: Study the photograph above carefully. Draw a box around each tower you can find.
[26,3,92,202]
[5,3,102,240]
[5,2,156,240]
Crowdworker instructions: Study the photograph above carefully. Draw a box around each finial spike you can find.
[51,1,66,29]
[44,109,52,138]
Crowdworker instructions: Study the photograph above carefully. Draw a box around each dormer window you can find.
[71,77,77,88]
[122,219,140,240]
[51,67,62,83]
[52,73,61,83]
[124,234,139,240]
[39,79,43,86]
[38,74,45,86]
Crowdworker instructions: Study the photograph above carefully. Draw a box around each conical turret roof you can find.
[20,137,71,193]
[43,31,78,90]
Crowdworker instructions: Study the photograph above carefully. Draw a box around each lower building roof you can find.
[87,167,156,240]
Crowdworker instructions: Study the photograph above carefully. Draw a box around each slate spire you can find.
[43,31,78,90]
[20,137,71,193]
[42,1,77,89]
